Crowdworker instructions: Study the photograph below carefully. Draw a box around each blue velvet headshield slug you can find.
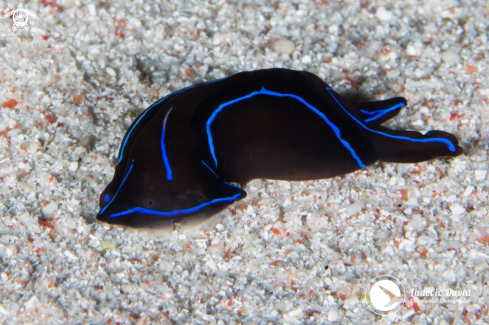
[97,69,463,228]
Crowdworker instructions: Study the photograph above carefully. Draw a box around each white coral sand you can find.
[0,0,488,324]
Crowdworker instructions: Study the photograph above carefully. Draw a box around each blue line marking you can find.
[109,193,243,218]
[100,159,135,215]
[206,87,366,169]
[201,160,243,190]
[360,103,406,122]
[117,77,226,164]
[161,107,174,181]
[201,160,219,177]
[107,158,245,219]
[118,93,178,164]
[326,88,456,152]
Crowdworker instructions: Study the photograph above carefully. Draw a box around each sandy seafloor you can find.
[0,0,488,323]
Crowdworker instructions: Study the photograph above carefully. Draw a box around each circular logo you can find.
[365,276,406,316]
[13,9,29,27]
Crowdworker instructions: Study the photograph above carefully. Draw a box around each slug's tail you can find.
[353,97,407,125]
[354,97,463,162]
[367,128,464,163]
[324,88,463,163]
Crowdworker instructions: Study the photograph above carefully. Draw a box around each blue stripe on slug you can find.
[100,159,135,215]
[118,94,177,164]
[206,87,366,169]
[326,88,456,152]
[109,193,243,218]
[201,160,219,177]
[201,160,243,190]
[360,102,406,122]
[118,77,226,164]
[161,107,174,181]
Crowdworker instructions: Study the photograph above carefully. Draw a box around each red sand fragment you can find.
[411,166,426,174]
[42,0,63,11]
[45,114,56,124]
[413,301,421,312]
[478,233,489,244]
[450,111,463,121]
[161,311,169,318]
[72,94,84,104]
[436,166,445,177]
[3,99,18,108]
[465,64,478,74]
[417,246,428,257]
[345,76,363,89]
[269,259,283,266]
[399,189,408,200]
[271,228,281,235]
[115,30,125,39]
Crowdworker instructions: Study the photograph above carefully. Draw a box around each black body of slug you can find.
[97,69,463,228]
